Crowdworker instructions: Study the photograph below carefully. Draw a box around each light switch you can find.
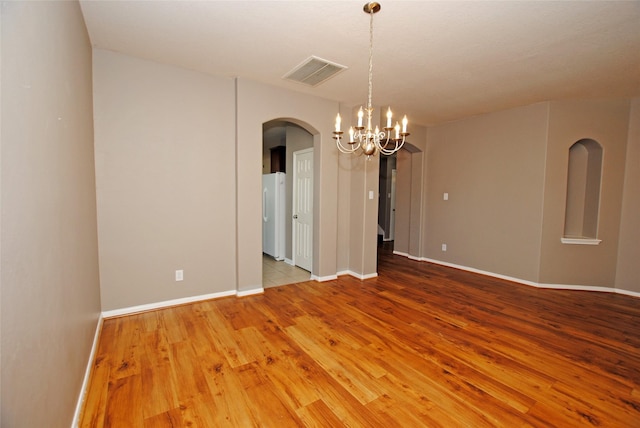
[443,192,449,201]
[369,190,374,200]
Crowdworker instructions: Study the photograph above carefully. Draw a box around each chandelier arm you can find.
[379,136,406,156]
[335,135,362,154]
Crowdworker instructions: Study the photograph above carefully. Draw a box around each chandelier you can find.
[333,1,409,158]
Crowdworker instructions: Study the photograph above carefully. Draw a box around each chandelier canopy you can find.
[333,2,409,158]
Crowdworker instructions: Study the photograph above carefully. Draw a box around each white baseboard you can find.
[311,274,338,282]
[335,270,378,280]
[611,288,640,298]
[236,287,264,297]
[349,271,378,280]
[420,256,640,298]
[102,289,238,318]
[72,313,104,427]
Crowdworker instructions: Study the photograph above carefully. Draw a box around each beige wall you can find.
[539,99,630,286]
[2,5,636,426]
[1,1,101,426]
[423,99,636,291]
[336,106,354,273]
[236,79,338,290]
[93,49,237,310]
[615,98,640,292]
[235,78,339,287]
[92,52,348,304]
[425,103,549,281]
[340,105,387,277]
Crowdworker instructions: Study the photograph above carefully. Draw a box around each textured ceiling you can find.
[80,0,640,126]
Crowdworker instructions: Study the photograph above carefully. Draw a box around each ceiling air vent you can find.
[284,56,347,87]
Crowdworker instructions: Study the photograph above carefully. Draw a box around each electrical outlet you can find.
[175,270,184,281]
[441,244,447,252]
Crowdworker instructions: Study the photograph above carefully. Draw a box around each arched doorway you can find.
[262,119,314,287]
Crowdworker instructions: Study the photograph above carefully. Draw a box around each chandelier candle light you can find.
[333,1,409,158]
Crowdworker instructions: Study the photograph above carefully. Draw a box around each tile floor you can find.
[262,254,311,288]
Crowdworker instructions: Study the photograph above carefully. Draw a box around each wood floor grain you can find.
[80,245,640,427]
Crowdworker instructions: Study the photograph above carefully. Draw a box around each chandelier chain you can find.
[367,7,374,113]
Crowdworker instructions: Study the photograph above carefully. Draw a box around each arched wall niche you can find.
[563,138,603,243]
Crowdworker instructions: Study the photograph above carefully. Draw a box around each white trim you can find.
[236,287,264,297]
[393,250,409,258]
[419,256,640,298]
[102,290,237,318]
[561,237,602,245]
[352,271,378,280]
[72,314,104,427]
[311,274,338,282]
[393,250,421,261]
[613,288,640,298]
[421,258,539,286]
[284,257,294,266]
[536,283,616,293]
[337,270,378,280]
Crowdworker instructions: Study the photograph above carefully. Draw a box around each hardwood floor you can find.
[80,245,640,427]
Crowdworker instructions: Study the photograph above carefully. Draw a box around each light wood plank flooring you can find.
[80,245,640,427]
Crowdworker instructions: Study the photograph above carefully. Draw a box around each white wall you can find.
[1,2,101,425]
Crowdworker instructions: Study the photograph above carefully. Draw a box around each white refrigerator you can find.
[262,172,286,260]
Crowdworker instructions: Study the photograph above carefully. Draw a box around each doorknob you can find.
[293,214,298,219]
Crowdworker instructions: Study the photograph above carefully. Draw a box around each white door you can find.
[292,148,313,272]
[389,169,397,241]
